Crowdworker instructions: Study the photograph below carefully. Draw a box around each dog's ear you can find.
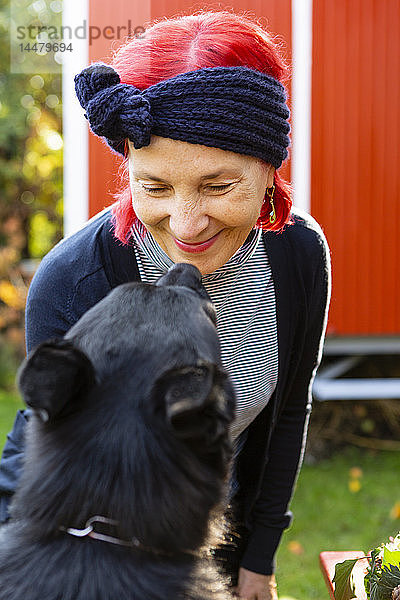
[159,362,230,442]
[17,339,96,422]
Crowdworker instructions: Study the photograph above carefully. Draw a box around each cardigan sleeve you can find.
[25,213,113,353]
[240,222,331,576]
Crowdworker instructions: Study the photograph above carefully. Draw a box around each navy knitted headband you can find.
[74,62,291,169]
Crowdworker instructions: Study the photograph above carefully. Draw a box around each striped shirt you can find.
[130,222,278,458]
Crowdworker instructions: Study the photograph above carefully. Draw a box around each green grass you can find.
[276,447,400,599]
[0,389,399,599]
[0,387,24,447]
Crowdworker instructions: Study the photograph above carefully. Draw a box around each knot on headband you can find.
[74,64,153,150]
[75,63,119,108]
[74,62,290,168]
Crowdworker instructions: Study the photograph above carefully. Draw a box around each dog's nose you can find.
[156,263,210,302]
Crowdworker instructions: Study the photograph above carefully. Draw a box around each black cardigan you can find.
[0,206,331,577]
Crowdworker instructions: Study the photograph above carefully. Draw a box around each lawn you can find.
[0,388,399,600]
[0,387,23,446]
[276,447,400,599]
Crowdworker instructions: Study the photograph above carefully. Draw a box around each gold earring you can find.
[266,184,276,224]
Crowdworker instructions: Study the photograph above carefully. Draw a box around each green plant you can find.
[333,533,400,600]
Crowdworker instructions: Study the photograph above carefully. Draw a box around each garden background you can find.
[0,0,399,598]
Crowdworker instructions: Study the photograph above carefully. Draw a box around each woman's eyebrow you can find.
[199,169,241,179]
[134,172,166,182]
[134,168,242,181]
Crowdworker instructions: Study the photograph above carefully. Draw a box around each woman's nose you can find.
[168,201,210,241]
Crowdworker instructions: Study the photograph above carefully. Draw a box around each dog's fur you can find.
[0,264,236,600]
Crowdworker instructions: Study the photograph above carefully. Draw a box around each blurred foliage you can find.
[0,0,63,388]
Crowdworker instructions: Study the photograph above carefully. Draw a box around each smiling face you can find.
[128,136,274,274]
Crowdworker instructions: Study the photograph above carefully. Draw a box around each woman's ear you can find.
[17,339,96,422]
[266,164,275,188]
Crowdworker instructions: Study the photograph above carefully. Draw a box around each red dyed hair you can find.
[110,10,292,244]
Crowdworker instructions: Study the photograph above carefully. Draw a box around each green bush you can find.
[0,0,63,362]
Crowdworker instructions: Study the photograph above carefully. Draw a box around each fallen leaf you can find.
[288,540,304,555]
[348,479,361,493]
[349,467,363,479]
[390,502,400,520]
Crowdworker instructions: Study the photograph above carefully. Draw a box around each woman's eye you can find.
[141,183,233,194]
[142,186,166,194]
[206,184,232,192]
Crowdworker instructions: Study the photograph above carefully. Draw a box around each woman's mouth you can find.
[173,231,221,253]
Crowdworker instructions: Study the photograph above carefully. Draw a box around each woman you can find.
[0,10,331,600]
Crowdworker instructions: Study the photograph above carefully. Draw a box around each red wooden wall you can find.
[86,0,400,337]
[311,0,400,335]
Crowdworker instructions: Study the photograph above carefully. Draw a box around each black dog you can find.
[0,263,235,600]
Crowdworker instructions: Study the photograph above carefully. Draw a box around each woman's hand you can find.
[234,567,278,600]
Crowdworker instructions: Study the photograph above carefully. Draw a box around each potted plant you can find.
[333,533,400,600]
